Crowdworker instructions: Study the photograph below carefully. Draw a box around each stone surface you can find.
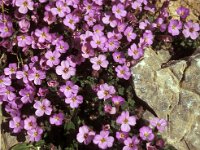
[158,0,200,22]
[132,48,200,150]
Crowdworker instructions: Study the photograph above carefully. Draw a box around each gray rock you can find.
[132,48,200,150]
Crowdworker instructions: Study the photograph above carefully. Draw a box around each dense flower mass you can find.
[0,0,199,149]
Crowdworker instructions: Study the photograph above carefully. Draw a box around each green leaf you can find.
[34,140,45,147]
[64,121,75,131]
[10,143,32,150]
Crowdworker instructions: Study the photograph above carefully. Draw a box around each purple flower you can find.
[112,52,126,64]
[45,50,61,67]
[182,21,199,40]
[102,14,117,28]
[116,111,136,132]
[4,63,17,77]
[176,6,189,19]
[17,34,32,47]
[128,44,143,60]
[16,65,29,83]
[139,126,154,141]
[56,60,76,80]
[112,3,127,19]
[112,96,125,106]
[139,30,154,47]
[9,116,24,133]
[104,104,116,115]
[18,19,30,33]
[27,127,43,142]
[123,136,140,150]
[90,54,109,71]
[116,131,128,142]
[115,65,131,80]
[168,19,182,36]
[97,83,116,100]
[15,0,34,14]
[139,20,150,30]
[63,14,79,30]
[19,87,34,103]
[84,13,96,26]
[50,113,64,126]
[0,75,11,88]
[90,34,106,49]
[0,86,16,101]
[55,40,69,53]
[37,87,48,97]
[60,81,79,98]
[124,26,136,42]
[28,67,46,85]
[43,11,56,25]
[51,1,70,18]
[93,24,104,36]
[24,116,37,130]
[131,1,142,11]
[93,131,114,149]
[35,27,51,43]
[65,94,83,108]
[105,38,120,52]
[33,99,52,117]
[150,117,167,132]
[77,125,95,145]
[156,18,167,32]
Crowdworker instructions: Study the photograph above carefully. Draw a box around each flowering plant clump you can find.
[0,0,199,149]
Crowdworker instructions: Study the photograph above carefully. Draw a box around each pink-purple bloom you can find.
[28,67,46,85]
[116,111,136,132]
[33,99,52,117]
[112,96,125,106]
[45,50,61,67]
[51,1,70,18]
[0,75,11,87]
[9,116,24,133]
[50,113,64,126]
[35,27,51,43]
[112,3,127,19]
[24,116,37,130]
[139,126,154,141]
[16,65,30,83]
[56,60,76,80]
[112,52,126,64]
[115,65,131,80]
[77,125,95,145]
[182,21,199,40]
[27,127,43,142]
[150,117,167,132]
[63,14,79,30]
[65,94,83,108]
[168,19,182,36]
[176,6,189,19]
[123,136,140,150]
[90,55,109,71]
[60,81,79,98]
[15,0,34,14]
[97,83,116,100]
[4,63,17,77]
[93,130,114,149]
[128,44,143,60]
[124,26,136,42]
[116,131,128,142]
